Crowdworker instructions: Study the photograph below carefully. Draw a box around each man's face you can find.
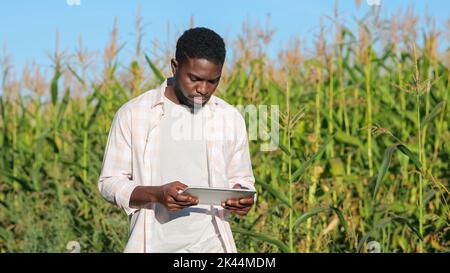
[171,57,222,108]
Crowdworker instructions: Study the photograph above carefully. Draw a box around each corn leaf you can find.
[255,179,291,208]
[335,131,363,148]
[293,206,331,228]
[291,134,333,183]
[421,101,444,130]
[50,65,62,106]
[373,143,398,201]
[397,144,422,170]
[145,54,165,82]
[232,227,290,253]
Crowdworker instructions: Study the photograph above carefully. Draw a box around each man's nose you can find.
[196,81,208,95]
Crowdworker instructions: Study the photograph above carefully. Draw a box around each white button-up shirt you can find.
[98,79,255,253]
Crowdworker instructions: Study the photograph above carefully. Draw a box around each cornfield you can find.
[0,6,449,253]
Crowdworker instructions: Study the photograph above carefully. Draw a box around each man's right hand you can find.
[155,181,199,211]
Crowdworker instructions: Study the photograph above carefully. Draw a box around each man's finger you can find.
[165,195,195,208]
[173,193,191,202]
[173,199,191,205]
[222,204,251,212]
[221,200,247,209]
[176,199,199,206]
[225,199,247,208]
[238,197,254,205]
[167,203,184,211]
[178,193,198,203]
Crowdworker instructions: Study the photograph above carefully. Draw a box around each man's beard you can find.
[173,83,194,109]
[173,80,208,111]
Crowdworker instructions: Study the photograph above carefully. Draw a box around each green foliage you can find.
[0,9,449,253]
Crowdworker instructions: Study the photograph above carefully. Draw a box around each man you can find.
[98,27,256,253]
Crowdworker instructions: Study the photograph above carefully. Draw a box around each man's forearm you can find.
[129,186,161,208]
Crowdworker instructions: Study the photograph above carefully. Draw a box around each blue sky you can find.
[0,0,449,74]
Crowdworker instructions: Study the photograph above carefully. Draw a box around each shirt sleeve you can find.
[98,105,140,216]
[227,111,256,194]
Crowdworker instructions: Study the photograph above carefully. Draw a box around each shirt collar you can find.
[150,77,218,112]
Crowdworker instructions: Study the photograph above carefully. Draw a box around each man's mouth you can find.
[192,96,207,105]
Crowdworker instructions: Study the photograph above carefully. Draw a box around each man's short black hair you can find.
[175,27,226,66]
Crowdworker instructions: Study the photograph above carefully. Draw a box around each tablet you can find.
[179,186,256,206]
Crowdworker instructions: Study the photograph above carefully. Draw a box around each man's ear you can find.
[171,58,178,76]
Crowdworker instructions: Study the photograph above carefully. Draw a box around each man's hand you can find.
[221,184,255,217]
[155,181,199,211]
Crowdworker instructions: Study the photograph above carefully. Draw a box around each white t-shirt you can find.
[149,94,225,253]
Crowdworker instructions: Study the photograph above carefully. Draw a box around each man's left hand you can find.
[221,184,255,217]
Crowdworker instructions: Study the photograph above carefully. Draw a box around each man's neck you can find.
[164,85,180,105]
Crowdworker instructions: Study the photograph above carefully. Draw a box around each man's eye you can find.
[190,76,198,82]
